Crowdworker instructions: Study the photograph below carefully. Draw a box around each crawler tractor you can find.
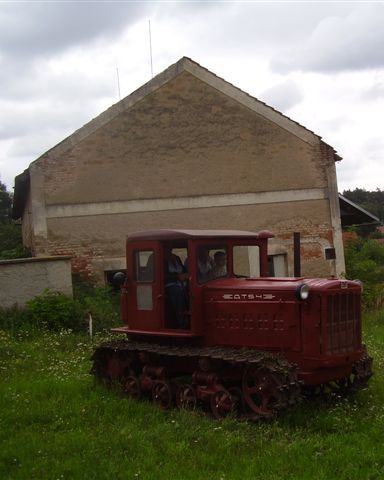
[91,229,373,419]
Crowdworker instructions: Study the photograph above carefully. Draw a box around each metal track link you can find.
[91,339,302,417]
[92,339,294,370]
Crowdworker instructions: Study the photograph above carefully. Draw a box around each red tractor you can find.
[91,229,373,419]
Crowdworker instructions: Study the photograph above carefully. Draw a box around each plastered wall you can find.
[0,257,72,308]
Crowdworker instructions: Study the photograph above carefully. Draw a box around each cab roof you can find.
[126,229,274,242]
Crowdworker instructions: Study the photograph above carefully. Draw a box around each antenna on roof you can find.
[148,19,153,78]
[116,66,121,100]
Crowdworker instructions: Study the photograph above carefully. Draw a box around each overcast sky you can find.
[1,0,383,193]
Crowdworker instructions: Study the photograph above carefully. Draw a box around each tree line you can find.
[0,180,30,259]
[343,188,384,222]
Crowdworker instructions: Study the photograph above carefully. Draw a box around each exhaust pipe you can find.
[293,232,301,277]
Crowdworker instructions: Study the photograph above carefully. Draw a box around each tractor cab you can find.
[113,229,273,338]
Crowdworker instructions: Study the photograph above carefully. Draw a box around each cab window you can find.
[134,250,154,311]
[135,250,154,283]
[233,245,260,277]
[197,245,228,283]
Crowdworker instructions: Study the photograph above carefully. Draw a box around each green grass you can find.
[1,312,384,480]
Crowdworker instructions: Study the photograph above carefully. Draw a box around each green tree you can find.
[0,180,12,224]
[344,233,384,309]
[342,187,384,222]
[0,179,30,259]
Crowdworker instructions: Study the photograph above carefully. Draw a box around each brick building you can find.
[13,57,346,281]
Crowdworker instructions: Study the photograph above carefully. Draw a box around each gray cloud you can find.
[361,81,384,101]
[271,5,384,73]
[0,97,100,141]
[0,60,115,102]
[0,2,147,59]
[362,136,384,156]
[258,80,304,112]
[0,2,149,104]
[178,2,352,57]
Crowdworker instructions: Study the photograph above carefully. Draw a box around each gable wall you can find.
[27,71,343,278]
[41,72,328,204]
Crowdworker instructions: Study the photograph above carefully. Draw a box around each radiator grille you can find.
[326,293,360,354]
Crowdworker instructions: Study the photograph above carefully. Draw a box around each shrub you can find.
[72,272,99,298]
[344,234,384,309]
[25,290,84,332]
[72,273,121,332]
[0,223,31,260]
[0,304,31,333]
[0,277,121,335]
[77,284,121,333]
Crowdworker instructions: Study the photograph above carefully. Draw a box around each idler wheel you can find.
[210,388,235,419]
[242,366,280,418]
[124,375,141,400]
[152,381,173,409]
[176,384,197,410]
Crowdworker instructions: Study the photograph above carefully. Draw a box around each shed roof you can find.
[339,194,381,227]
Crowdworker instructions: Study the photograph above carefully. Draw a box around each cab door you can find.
[126,241,163,331]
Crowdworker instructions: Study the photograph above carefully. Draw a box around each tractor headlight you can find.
[295,283,309,300]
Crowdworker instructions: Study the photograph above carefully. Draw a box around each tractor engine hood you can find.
[203,277,362,303]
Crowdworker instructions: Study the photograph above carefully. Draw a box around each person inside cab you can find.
[197,247,214,282]
[209,251,227,280]
[164,246,189,329]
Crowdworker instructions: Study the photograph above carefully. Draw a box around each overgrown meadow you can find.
[1,306,383,480]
